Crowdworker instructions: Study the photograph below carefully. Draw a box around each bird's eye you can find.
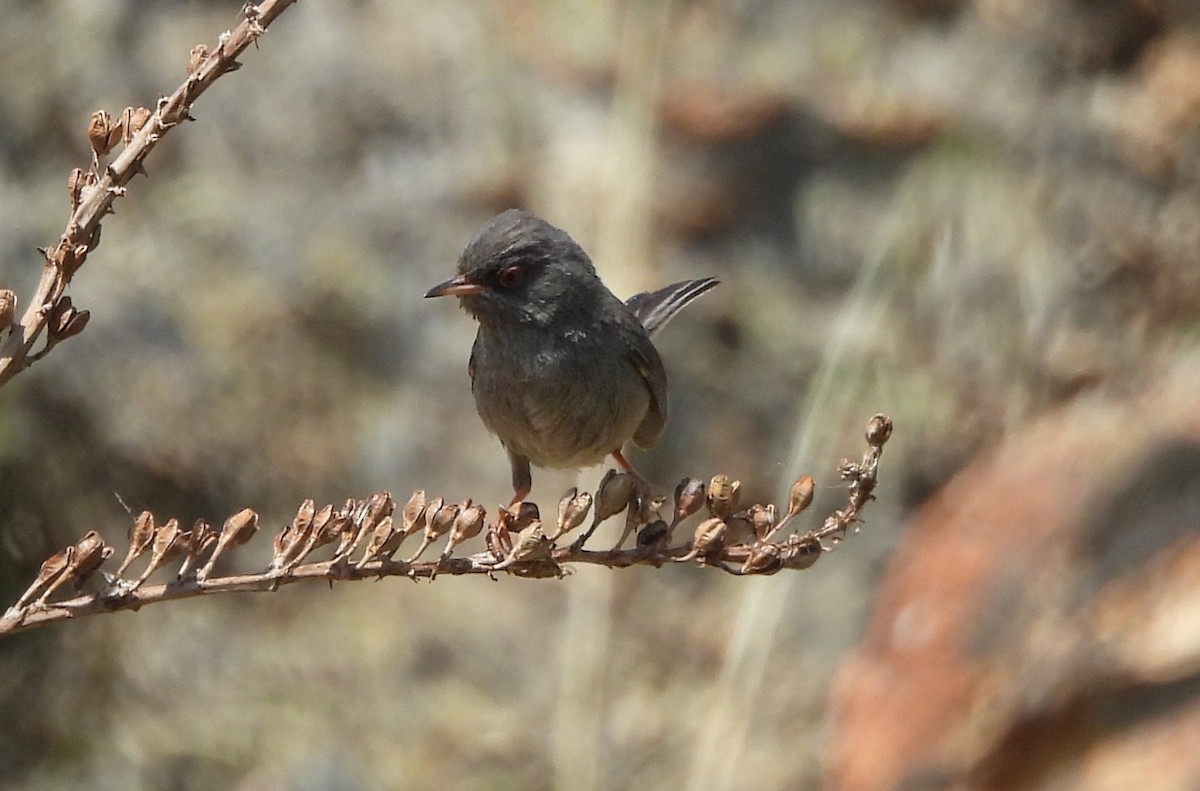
[497,265,523,289]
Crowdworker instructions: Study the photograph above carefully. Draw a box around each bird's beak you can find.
[424,274,485,298]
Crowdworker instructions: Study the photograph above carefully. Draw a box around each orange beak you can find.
[424,275,485,298]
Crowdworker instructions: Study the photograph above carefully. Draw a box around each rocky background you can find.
[2,1,1200,789]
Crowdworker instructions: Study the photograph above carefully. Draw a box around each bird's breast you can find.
[470,326,650,468]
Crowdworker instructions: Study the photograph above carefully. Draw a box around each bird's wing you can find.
[624,277,719,337]
[624,325,669,449]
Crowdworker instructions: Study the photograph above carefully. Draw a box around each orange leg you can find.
[508,451,532,507]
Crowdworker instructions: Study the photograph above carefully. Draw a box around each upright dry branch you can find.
[0,0,298,389]
[0,414,893,637]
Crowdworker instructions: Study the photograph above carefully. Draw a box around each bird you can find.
[425,209,718,505]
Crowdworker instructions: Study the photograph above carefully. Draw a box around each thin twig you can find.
[0,0,298,389]
[0,415,892,638]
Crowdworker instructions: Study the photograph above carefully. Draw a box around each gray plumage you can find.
[425,209,718,502]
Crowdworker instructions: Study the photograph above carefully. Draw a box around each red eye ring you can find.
[497,265,523,288]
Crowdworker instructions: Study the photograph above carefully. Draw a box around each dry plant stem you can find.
[0,0,298,389]
[0,414,891,638]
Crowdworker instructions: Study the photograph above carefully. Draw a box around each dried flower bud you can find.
[636,519,669,550]
[707,475,741,519]
[451,502,486,545]
[178,518,216,578]
[47,296,77,337]
[741,542,784,576]
[116,511,156,578]
[198,508,258,580]
[361,491,395,532]
[673,478,707,524]
[271,500,317,571]
[676,517,727,563]
[866,413,893,446]
[70,530,113,587]
[428,502,459,540]
[595,470,636,523]
[407,500,458,563]
[131,519,183,589]
[741,504,774,540]
[355,515,398,569]
[438,501,487,568]
[188,44,209,75]
[401,490,427,533]
[788,476,815,518]
[87,110,119,157]
[553,488,592,540]
[303,503,336,551]
[124,106,151,141]
[0,289,15,334]
[60,309,90,341]
[491,523,554,571]
[18,547,75,608]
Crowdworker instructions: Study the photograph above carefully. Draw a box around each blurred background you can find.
[3,1,1200,789]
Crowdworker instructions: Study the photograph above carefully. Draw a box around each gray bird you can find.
[425,209,718,505]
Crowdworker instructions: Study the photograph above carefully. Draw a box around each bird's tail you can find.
[624,277,719,336]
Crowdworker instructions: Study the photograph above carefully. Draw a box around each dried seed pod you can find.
[491,523,553,571]
[132,519,184,590]
[596,470,635,522]
[673,478,706,525]
[740,542,784,576]
[16,547,74,608]
[636,519,669,550]
[401,490,427,532]
[746,504,776,540]
[188,44,209,75]
[677,517,727,563]
[766,475,816,540]
[341,492,393,561]
[407,500,458,563]
[688,517,728,561]
[115,511,156,578]
[298,503,337,556]
[355,515,398,570]
[123,106,151,142]
[331,499,365,560]
[0,289,15,334]
[788,476,815,518]
[552,488,592,540]
[272,499,317,571]
[361,491,395,532]
[707,475,741,519]
[87,110,119,157]
[178,519,216,578]
[58,309,90,342]
[67,169,87,211]
[197,508,259,580]
[612,494,647,552]
[38,531,113,603]
[571,470,635,550]
[47,297,78,337]
[866,413,893,446]
[437,501,487,571]
[70,530,113,587]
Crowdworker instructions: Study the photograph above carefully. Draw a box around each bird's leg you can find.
[508,451,532,507]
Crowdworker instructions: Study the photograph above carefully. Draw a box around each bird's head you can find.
[425,209,600,328]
